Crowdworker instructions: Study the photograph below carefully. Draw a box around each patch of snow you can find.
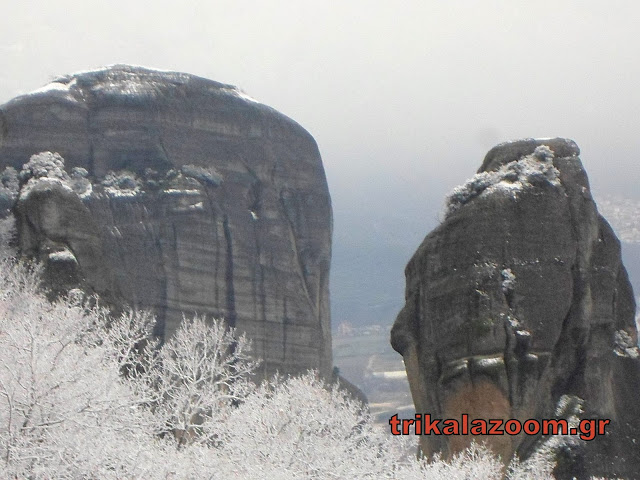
[48,248,77,263]
[30,82,71,95]
[614,329,640,358]
[18,78,77,103]
[93,79,156,98]
[171,201,205,213]
[162,188,201,196]
[66,64,180,77]
[554,394,584,418]
[501,268,516,294]
[102,170,141,198]
[250,210,259,221]
[221,87,262,104]
[474,356,504,369]
[104,187,140,198]
[504,314,522,329]
[77,182,93,199]
[446,145,560,215]
[19,177,73,201]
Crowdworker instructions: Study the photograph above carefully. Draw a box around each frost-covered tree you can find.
[0,254,558,478]
[218,372,407,478]
[0,258,160,478]
[17,151,92,199]
[144,315,258,446]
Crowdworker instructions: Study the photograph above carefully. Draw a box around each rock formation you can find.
[0,65,332,377]
[391,138,640,478]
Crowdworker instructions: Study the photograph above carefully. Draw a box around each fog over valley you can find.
[3,2,640,331]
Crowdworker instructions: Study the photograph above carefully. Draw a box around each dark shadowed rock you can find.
[391,138,640,478]
[0,65,332,377]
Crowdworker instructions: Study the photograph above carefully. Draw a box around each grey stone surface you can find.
[392,138,640,478]
[1,65,333,378]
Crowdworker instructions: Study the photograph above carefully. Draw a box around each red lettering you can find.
[523,419,540,435]
[542,419,568,435]
[402,419,414,435]
[442,419,459,435]
[422,414,441,435]
[470,419,487,435]
[488,419,503,435]
[579,419,596,441]
[388,415,611,439]
[504,419,521,435]
[389,414,401,435]
[598,419,610,435]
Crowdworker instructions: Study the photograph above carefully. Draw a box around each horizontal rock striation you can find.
[391,138,640,478]
[0,65,332,377]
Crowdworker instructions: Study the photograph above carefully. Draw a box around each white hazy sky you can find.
[2,1,640,325]
[2,1,639,197]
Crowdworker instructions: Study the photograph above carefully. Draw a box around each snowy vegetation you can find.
[15,152,92,200]
[0,236,562,478]
[446,145,560,216]
[10,152,226,205]
[101,170,142,198]
[614,329,640,358]
[0,167,19,214]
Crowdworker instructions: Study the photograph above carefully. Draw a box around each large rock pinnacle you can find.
[391,138,640,478]
[0,65,333,378]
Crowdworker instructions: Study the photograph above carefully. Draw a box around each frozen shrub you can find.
[147,315,258,447]
[0,167,19,212]
[0,166,19,195]
[0,259,158,478]
[0,216,16,259]
[17,152,79,202]
[445,145,560,216]
[102,170,141,197]
[447,171,498,214]
[0,258,559,478]
[19,151,69,182]
[219,371,410,478]
[532,145,554,162]
[11,153,93,200]
[69,166,92,197]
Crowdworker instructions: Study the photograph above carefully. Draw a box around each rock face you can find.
[391,138,640,478]
[0,65,332,377]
